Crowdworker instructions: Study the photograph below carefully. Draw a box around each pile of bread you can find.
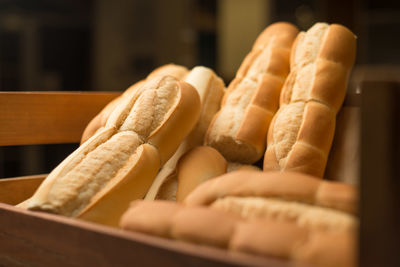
[19,22,358,267]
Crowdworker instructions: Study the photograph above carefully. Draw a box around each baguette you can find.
[145,66,225,200]
[205,22,299,163]
[27,76,201,226]
[80,64,189,144]
[185,170,358,232]
[263,23,357,177]
[120,200,356,267]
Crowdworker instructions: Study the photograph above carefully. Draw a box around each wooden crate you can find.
[2,70,399,266]
[0,87,369,267]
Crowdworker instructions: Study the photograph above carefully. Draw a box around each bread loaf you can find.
[27,76,201,226]
[205,22,299,163]
[145,66,225,200]
[263,23,357,177]
[185,170,358,232]
[120,200,356,267]
[80,64,189,144]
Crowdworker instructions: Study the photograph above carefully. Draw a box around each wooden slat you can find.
[0,92,120,146]
[360,81,400,267]
[0,174,46,205]
[0,203,293,267]
[325,106,360,184]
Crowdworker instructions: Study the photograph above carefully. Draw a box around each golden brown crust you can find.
[252,22,302,51]
[170,205,238,248]
[120,200,356,267]
[80,96,121,144]
[184,170,358,215]
[147,64,189,80]
[176,146,227,202]
[77,144,160,225]
[205,22,299,163]
[264,23,357,177]
[231,221,357,267]
[120,200,181,238]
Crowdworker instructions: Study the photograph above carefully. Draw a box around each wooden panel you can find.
[0,92,120,146]
[360,81,400,267]
[0,203,292,267]
[325,93,361,184]
[0,174,45,205]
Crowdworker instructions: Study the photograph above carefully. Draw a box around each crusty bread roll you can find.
[205,22,299,164]
[175,146,227,202]
[263,23,357,177]
[80,64,189,144]
[145,67,225,201]
[120,200,356,267]
[185,170,358,232]
[26,76,201,226]
[152,147,260,202]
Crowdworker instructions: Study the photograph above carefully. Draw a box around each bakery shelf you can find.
[0,88,369,267]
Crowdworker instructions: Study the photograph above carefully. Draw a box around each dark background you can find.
[0,0,399,177]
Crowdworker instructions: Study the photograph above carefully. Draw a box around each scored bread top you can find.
[80,64,189,144]
[210,196,357,232]
[27,76,201,220]
[184,170,358,215]
[281,23,356,111]
[119,77,181,139]
[264,23,356,177]
[106,76,201,165]
[205,22,299,164]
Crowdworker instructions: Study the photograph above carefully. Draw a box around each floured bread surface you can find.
[120,76,180,138]
[206,22,298,164]
[30,131,142,216]
[81,64,188,144]
[272,102,305,167]
[211,196,357,232]
[292,23,329,69]
[264,23,356,177]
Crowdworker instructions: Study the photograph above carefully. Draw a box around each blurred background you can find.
[0,0,399,177]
